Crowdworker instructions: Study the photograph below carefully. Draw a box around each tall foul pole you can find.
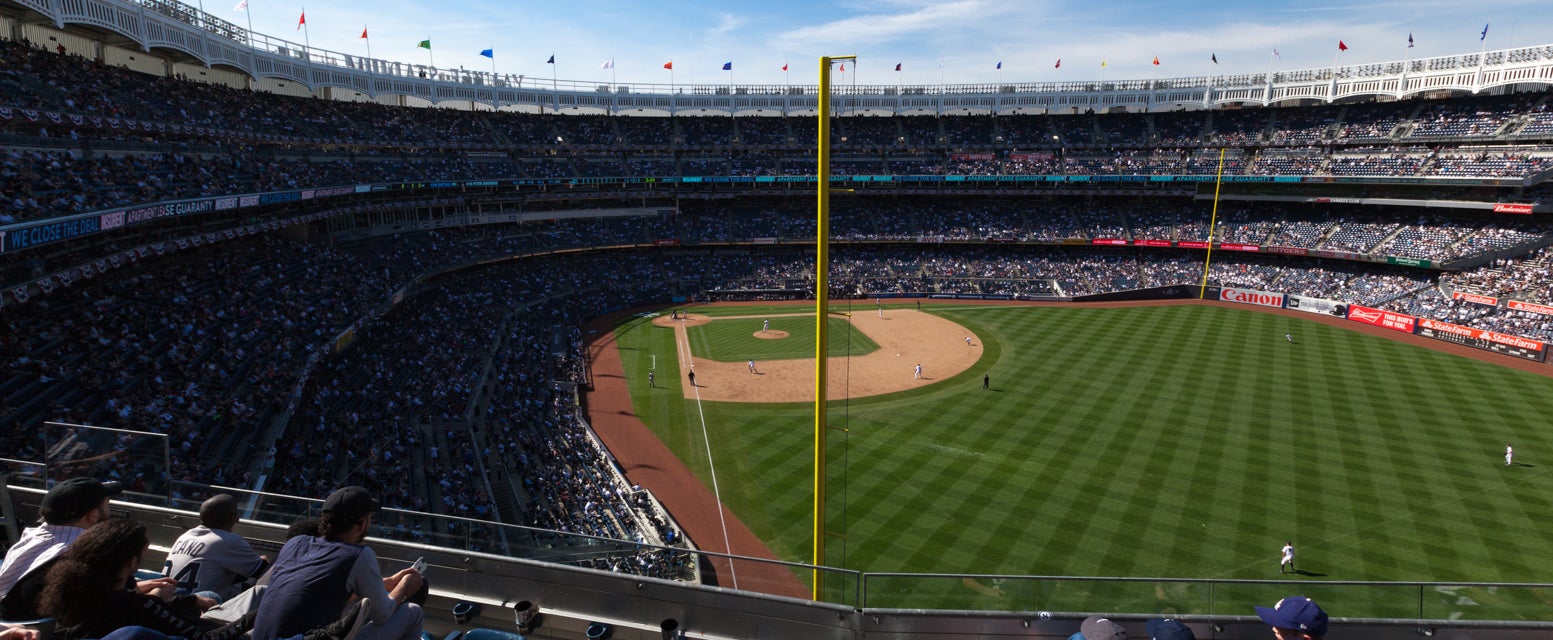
[813,53,853,600]
[1198,147,1228,299]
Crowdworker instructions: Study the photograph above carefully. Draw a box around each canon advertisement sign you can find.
[1219,288,1285,309]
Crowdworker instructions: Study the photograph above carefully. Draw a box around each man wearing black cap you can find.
[0,477,122,599]
[251,486,424,640]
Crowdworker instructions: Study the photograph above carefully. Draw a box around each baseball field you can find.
[586,300,1553,618]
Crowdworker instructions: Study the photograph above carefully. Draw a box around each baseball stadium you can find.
[3,0,1553,638]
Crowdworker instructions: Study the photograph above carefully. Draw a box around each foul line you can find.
[674,319,739,589]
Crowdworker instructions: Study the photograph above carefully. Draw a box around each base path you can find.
[655,309,983,403]
[581,309,809,598]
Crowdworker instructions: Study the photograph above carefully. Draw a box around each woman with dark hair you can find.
[36,518,252,640]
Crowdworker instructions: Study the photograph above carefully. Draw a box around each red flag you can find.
[663,61,672,70]
[297,10,305,29]
[360,26,368,39]
[839,63,844,71]
[894,62,901,71]
[1338,40,1348,51]
[1055,59,1061,68]
[1152,56,1160,65]
[782,63,788,71]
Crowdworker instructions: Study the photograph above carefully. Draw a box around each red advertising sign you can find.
[1009,152,1054,161]
[653,239,681,246]
[1346,304,1417,333]
[1492,203,1535,214]
[950,153,995,161]
[1091,238,1129,246]
[1220,288,1285,308]
[1218,243,1261,252]
[1134,239,1172,247]
[1176,241,1210,249]
[1417,318,1546,361]
[1509,300,1553,316]
[1268,246,1308,256]
[1451,291,1499,306]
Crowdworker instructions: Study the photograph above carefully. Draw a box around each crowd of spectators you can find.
[4,37,1553,229]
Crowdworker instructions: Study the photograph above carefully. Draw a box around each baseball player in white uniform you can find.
[164,494,270,600]
[1506,444,1514,466]
[763,319,770,331]
[748,360,757,374]
[1279,541,1295,573]
[914,363,923,379]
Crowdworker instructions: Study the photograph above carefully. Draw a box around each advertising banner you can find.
[1493,203,1534,214]
[1219,243,1261,252]
[1416,318,1545,362]
[1508,300,1553,316]
[1346,304,1417,333]
[1220,287,1285,308]
[1091,238,1129,246]
[1451,291,1499,306]
[1285,294,1345,316]
[1134,239,1172,247]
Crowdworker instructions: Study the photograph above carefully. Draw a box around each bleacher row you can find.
[4,37,1553,225]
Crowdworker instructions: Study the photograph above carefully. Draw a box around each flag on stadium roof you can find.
[996,61,1002,69]
[895,62,901,71]
[297,10,305,29]
[1211,53,1218,64]
[723,61,732,70]
[781,63,788,71]
[663,61,672,70]
[418,40,430,50]
[547,54,555,64]
[1272,48,1281,58]
[839,63,844,71]
[233,0,247,11]
[601,59,613,69]
[1408,33,1414,48]
[1101,60,1107,68]
[360,26,368,39]
[1480,23,1489,41]
[1054,59,1061,68]
[1152,56,1160,65]
[480,49,493,58]
[1338,40,1348,51]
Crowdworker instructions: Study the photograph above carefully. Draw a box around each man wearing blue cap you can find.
[1256,595,1328,639]
[1146,618,1196,640]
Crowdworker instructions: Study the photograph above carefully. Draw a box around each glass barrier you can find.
[153,482,855,603]
[861,575,1553,622]
[42,422,170,502]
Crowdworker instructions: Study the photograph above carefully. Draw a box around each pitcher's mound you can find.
[755,330,789,339]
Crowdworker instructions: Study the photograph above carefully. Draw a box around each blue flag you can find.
[996,61,1002,69]
[722,61,732,70]
[1480,23,1488,41]
[480,49,493,59]
[547,54,555,64]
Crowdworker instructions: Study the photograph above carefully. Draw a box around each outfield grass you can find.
[613,303,1553,617]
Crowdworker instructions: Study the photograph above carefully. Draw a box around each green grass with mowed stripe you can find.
[612,303,1553,617]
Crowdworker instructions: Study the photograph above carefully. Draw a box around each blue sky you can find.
[219,0,1552,86]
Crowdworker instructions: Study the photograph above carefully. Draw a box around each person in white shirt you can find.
[0,477,122,600]
[1279,541,1295,574]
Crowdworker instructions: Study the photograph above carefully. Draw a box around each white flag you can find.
[234,0,247,10]
[600,59,613,69]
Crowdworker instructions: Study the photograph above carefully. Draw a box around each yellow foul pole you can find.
[1198,147,1228,299]
[813,54,853,600]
